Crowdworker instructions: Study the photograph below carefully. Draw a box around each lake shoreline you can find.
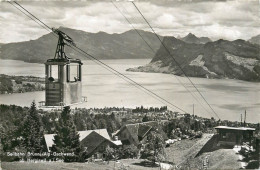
[126,62,260,83]
[0,74,45,94]
[0,59,259,123]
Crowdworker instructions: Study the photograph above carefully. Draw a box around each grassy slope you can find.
[165,134,213,165]
[1,159,160,170]
[165,134,241,169]
[208,149,241,169]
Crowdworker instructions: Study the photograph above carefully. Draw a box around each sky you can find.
[0,0,259,43]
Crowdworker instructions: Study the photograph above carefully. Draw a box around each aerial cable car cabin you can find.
[43,28,83,107]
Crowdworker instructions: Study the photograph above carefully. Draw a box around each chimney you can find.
[114,136,118,141]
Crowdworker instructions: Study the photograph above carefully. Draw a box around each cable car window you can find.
[48,65,59,82]
[67,64,81,82]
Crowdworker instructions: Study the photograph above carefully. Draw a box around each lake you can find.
[0,59,259,123]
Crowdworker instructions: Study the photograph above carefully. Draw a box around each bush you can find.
[195,131,203,138]
[121,144,138,159]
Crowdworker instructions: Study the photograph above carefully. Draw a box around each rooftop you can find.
[44,129,111,152]
[80,131,116,155]
[215,126,255,131]
[115,121,168,145]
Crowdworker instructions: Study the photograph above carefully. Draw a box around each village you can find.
[0,103,259,169]
[0,74,45,94]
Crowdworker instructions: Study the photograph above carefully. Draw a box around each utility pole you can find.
[244,110,246,127]
[241,113,243,127]
[193,104,194,118]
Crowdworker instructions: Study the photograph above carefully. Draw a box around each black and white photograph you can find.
[0,0,259,169]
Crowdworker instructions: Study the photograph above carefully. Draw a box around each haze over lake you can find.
[0,59,259,123]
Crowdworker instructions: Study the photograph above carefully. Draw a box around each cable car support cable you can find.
[111,1,214,118]
[131,2,220,120]
[8,1,188,113]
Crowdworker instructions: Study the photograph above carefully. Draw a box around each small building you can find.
[255,135,260,168]
[44,129,122,159]
[215,126,255,146]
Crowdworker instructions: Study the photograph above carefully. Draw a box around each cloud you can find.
[153,13,183,28]
[0,0,259,43]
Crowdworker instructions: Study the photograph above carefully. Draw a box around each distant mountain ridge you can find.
[2,27,260,81]
[0,27,162,63]
[180,33,212,44]
[127,37,260,82]
[248,34,260,45]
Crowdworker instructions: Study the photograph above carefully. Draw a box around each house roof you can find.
[78,129,111,141]
[80,131,115,155]
[112,140,122,146]
[138,124,152,138]
[140,121,168,140]
[116,121,168,146]
[125,124,139,145]
[215,126,255,131]
[44,129,111,152]
[44,134,56,152]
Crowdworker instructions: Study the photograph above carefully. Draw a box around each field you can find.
[1,159,164,170]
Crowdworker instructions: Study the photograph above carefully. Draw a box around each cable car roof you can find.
[45,58,83,65]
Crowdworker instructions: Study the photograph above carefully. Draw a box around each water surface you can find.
[0,59,259,123]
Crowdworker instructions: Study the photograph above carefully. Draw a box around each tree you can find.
[194,120,201,132]
[73,112,86,131]
[142,115,149,122]
[21,101,46,154]
[104,146,120,169]
[104,146,116,161]
[122,144,138,159]
[0,124,5,160]
[51,106,83,162]
[142,131,166,165]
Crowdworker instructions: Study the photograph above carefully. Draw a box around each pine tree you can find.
[51,106,83,162]
[0,124,4,160]
[21,101,46,154]
[142,115,149,122]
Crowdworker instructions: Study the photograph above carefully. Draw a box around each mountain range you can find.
[180,33,212,44]
[248,35,260,45]
[1,27,260,81]
[127,37,260,82]
[0,27,161,63]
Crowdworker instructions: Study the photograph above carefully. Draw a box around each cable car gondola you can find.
[39,28,86,107]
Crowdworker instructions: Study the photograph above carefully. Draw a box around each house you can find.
[81,131,121,159]
[255,135,260,167]
[115,121,168,147]
[44,129,122,159]
[215,126,255,146]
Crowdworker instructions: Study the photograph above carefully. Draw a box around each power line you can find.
[112,1,213,117]
[8,1,188,113]
[69,42,188,113]
[66,43,186,112]
[13,1,52,30]
[120,1,165,42]
[8,2,52,36]
[111,1,157,54]
[67,45,182,111]
[131,2,220,120]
